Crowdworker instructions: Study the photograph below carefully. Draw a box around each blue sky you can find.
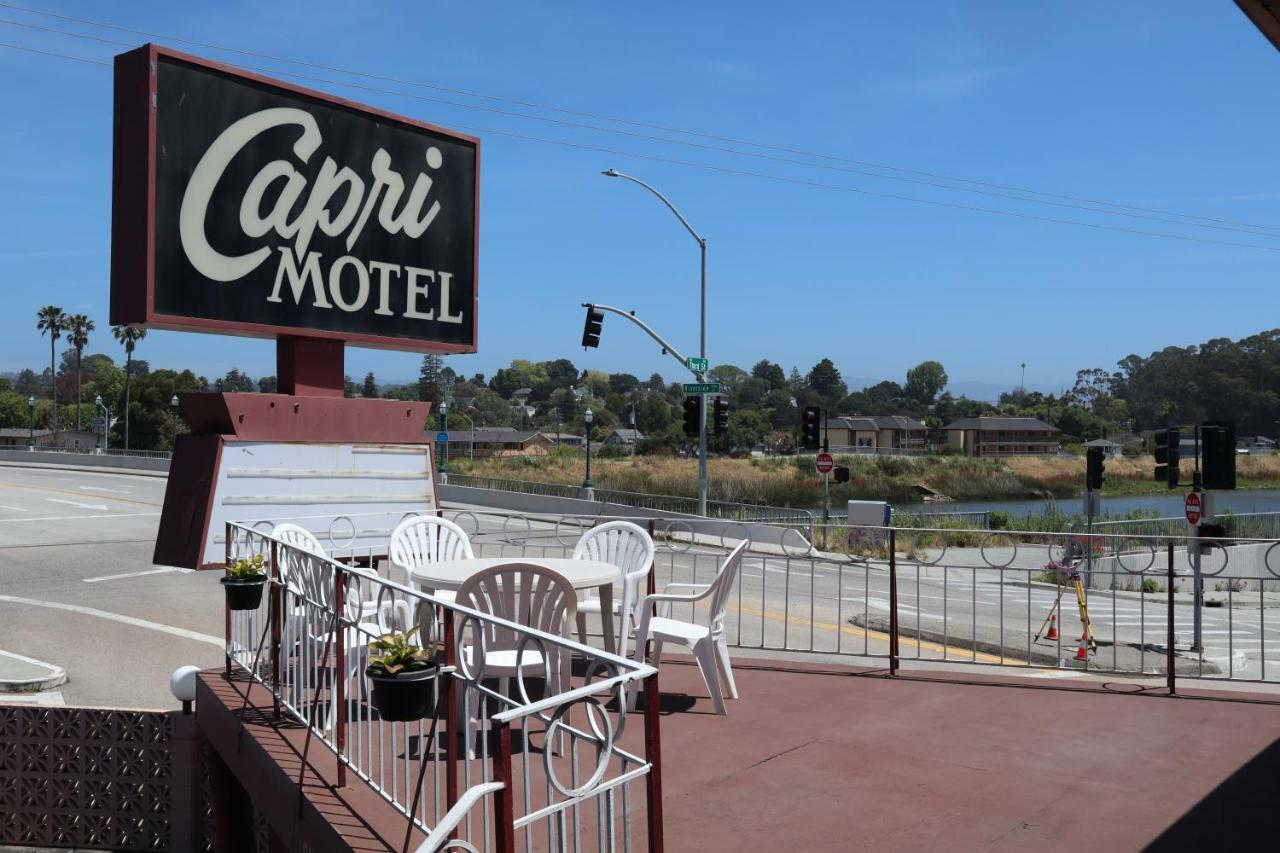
[3,1,1280,398]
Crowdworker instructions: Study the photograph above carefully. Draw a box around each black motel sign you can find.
[111,44,479,353]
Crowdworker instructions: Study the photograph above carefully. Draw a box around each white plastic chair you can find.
[448,562,577,757]
[390,515,475,608]
[571,521,654,657]
[630,540,748,715]
[283,546,385,729]
[273,523,384,624]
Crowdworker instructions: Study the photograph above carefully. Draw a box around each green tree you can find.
[751,359,788,390]
[36,305,68,432]
[111,324,146,449]
[726,409,769,452]
[805,358,847,409]
[362,372,378,398]
[904,360,948,406]
[66,314,95,431]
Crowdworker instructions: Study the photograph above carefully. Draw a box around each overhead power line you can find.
[4,41,1280,255]
[2,0,1279,237]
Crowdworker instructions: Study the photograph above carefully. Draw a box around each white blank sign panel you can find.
[204,441,437,565]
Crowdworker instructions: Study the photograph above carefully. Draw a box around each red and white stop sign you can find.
[816,452,834,475]
[1185,491,1202,525]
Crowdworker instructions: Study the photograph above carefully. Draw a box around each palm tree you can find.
[68,314,95,432]
[112,324,147,450]
[36,306,68,434]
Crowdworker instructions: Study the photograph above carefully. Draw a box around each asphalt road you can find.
[3,463,1277,712]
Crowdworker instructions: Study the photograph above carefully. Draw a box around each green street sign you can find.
[685,356,709,373]
[682,382,722,395]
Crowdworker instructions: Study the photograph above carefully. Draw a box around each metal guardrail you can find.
[224,521,660,852]
[8,445,172,460]
[445,472,814,526]
[1086,512,1280,542]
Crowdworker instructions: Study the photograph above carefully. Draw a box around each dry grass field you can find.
[448,449,1280,508]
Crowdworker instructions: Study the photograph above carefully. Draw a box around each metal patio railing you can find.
[223,521,661,853]
[225,508,1280,689]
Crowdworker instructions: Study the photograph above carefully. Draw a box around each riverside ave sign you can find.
[110,45,479,353]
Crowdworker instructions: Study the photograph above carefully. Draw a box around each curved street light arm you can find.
[581,302,702,379]
[602,169,704,247]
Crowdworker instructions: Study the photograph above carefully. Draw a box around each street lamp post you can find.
[170,394,180,449]
[438,400,449,473]
[95,395,109,454]
[583,408,594,490]
[603,168,709,516]
[27,395,35,450]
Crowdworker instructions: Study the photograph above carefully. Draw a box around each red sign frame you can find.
[816,452,834,475]
[109,43,480,355]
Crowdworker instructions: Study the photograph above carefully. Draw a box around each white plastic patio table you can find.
[409,557,620,653]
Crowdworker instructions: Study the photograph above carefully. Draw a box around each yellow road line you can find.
[735,605,1024,665]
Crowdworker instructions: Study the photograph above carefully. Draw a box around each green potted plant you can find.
[366,627,440,722]
[221,554,268,611]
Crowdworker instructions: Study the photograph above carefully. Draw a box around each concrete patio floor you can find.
[648,658,1280,852]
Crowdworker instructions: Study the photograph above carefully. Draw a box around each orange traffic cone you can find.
[1046,613,1059,641]
[1074,632,1089,662]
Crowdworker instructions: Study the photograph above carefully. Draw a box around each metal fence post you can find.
[270,539,281,719]
[493,720,516,853]
[889,528,899,676]
[334,569,347,788]
[442,608,459,833]
[644,672,665,853]
[224,522,232,676]
[1167,542,1176,695]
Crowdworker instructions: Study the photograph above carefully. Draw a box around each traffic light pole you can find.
[581,301,710,515]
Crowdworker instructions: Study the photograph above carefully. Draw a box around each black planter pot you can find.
[367,665,441,722]
[221,575,267,611]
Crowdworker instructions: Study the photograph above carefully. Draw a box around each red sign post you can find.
[816,452,834,475]
[1185,491,1202,525]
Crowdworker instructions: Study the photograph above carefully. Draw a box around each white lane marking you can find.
[45,498,109,511]
[0,595,222,648]
[83,566,191,583]
[860,597,919,614]
[0,511,160,524]
[79,485,130,495]
[0,504,28,512]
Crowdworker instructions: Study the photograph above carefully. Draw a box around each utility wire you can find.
[2,0,1279,236]
[5,18,1280,239]
[5,40,1280,255]
[5,16,1280,241]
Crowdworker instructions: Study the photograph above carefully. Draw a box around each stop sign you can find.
[1185,491,1202,525]
[816,452,834,475]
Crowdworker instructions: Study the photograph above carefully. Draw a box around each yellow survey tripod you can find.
[1034,561,1097,654]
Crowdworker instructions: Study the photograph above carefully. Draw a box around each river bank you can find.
[445,450,1280,508]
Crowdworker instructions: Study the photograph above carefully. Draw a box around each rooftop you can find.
[826,415,927,431]
[943,416,1060,432]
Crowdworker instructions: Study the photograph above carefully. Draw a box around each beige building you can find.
[442,427,554,459]
[823,416,927,453]
[943,417,1060,457]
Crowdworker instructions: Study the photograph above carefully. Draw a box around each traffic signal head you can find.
[713,397,729,435]
[581,307,604,348]
[833,465,850,484]
[1201,421,1236,490]
[682,396,700,438]
[801,406,821,450]
[1086,446,1105,490]
[1153,428,1180,489]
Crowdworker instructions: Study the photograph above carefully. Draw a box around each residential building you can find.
[943,416,1061,456]
[823,415,927,453]
[1083,438,1123,458]
[603,428,645,447]
[440,427,553,459]
[0,428,100,450]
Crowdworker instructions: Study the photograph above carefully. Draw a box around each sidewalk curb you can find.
[847,613,1220,675]
[0,459,167,479]
[0,649,68,693]
[1004,578,1280,609]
